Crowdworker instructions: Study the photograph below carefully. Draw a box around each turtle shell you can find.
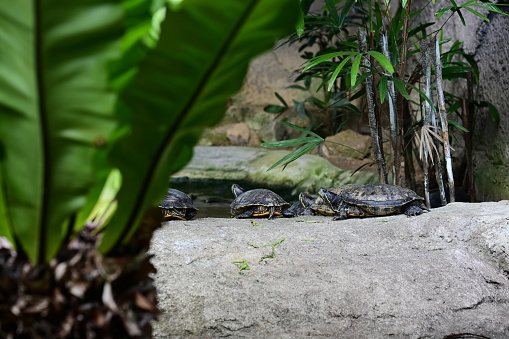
[159,188,197,220]
[307,184,363,216]
[341,184,426,216]
[230,184,290,219]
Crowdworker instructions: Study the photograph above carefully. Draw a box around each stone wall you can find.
[412,0,509,201]
[205,1,509,201]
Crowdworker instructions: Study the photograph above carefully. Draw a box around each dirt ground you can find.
[150,201,509,338]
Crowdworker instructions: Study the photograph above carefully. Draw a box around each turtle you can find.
[230,184,292,219]
[318,183,429,220]
[159,188,198,220]
[298,184,364,216]
[285,198,309,217]
[274,184,363,217]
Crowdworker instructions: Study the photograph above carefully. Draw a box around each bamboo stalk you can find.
[403,101,417,192]
[381,30,397,158]
[433,147,447,206]
[433,38,455,203]
[420,39,433,207]
[463,73,476,202]
[420,125,430,207]
[359,28,388,184]
[427,40,447,207]
[394,0,412,186]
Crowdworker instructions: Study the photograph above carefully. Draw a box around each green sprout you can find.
[248,238,285,262]
[231,260,251,274]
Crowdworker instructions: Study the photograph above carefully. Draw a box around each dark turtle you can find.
[319,184,429,220]
[159,188,198,220]
[299,184,364,216]
[285,198,310,217]
[230,184,291,219]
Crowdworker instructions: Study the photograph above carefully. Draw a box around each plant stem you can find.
[381,30,397,184]
[420,39,433,207]
[403,101,417,191]
[464,72,476,202]
[432,38,455,203]
[395,0,412,186]
[359,28,388,184]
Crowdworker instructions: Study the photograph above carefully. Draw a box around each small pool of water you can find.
[170,178,300,219]
[192,197,231,218]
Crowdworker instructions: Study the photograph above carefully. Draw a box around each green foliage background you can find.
[0,0,299,264]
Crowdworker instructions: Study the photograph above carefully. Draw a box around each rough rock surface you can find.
[224,123,261,147]
[150,201,509,338]
[172,146,377,196]
[321,129,372,160]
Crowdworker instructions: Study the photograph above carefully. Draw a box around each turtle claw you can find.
[333,215,347,221]
[403,205,424,217]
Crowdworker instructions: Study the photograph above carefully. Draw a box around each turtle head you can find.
[318,188,342,211]
[231,184,245,197]
[298,192,315,208]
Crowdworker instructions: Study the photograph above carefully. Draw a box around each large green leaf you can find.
[0,1,124,263]
[98,0,299,253]
[74,0,155,231]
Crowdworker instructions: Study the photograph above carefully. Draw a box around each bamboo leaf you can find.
[435,6,454,17]
[287,84,308,91]
[394,78,436,109]
[327,56,351,91]
[350,54,363,88]
[408,22,435,38]
[261,137,322,148]
[462,6,490,21]
[294,101,308,119]
[478,101,500,123]
[366,51,395,73]
[280,121,323,138]
[98,0,299,253]
[379,75,388,104]
[296,4,305,36]
[487,102,500,123]
[405,82,436,110]
[470,3,506,15]
[324,0,339,26]
[266,140,323,171]
[303,52,357,71]
[448,119,469,132]
[456,9,467,26]
[275,92,289,108]
[338,0,357,28]
[393,78,411,100]
[264,105,288,113]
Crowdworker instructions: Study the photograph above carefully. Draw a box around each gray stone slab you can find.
[150,201,509,338]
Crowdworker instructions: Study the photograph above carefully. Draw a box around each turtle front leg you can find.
[402,202,427,217]
[234,209,255,218]
[268,206,275,220]
[332,203,348,221]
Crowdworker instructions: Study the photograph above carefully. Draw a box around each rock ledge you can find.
[150,201,509,338]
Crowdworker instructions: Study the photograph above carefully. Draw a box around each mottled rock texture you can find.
[150,201,509,338]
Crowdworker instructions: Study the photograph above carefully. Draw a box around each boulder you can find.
[171,146,378,197]
[322,129,371,160]
[150,201,509,338]
[199,123,261,147]
[225,123,261,146]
